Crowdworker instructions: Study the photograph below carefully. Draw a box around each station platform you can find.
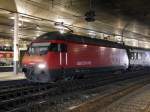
[0,72,26,81]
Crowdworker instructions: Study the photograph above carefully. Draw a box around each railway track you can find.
[68,75,150,112]
[0,80,32,90]
[0,70,149,112]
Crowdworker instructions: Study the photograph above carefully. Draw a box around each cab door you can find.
[58,44,67,69]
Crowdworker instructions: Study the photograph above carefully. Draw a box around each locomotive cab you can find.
[22,41,67,82]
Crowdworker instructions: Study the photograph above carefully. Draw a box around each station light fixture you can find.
[59,28,65,34]
[36,26,40,30]
[36,33,40,37]
[5,44,10,47]
[10,16,30,22]
[115,36,122,42]
[88,30,96,38]
[18,23,22,27]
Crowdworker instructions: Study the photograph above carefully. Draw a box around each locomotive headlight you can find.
[38,63,46,69]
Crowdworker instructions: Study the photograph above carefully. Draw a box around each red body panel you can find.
[64,42,128,69]
[46,52,62,69]
[22,55,46,65]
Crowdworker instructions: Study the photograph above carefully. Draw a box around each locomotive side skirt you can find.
[23,66,125,82]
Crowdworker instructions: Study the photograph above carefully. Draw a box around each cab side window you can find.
[49,43,67,52]
[49,43,59,52]
[58,44,67,52]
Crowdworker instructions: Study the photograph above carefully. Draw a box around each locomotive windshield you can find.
[28,42,67,55]
[28,43,50,55]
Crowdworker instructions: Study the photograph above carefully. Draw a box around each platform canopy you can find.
[0,0,150,44]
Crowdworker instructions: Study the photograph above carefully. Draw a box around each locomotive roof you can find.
[36,32,125,49]
[37,32,150,51]
[126,45,150,51]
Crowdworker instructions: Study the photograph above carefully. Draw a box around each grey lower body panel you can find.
[22,66,127,83]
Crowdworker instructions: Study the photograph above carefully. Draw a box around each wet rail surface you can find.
[0,70,149,112]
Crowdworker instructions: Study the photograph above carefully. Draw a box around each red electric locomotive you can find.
[22,32,129,82]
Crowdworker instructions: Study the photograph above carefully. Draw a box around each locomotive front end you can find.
[22,42,51,82]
